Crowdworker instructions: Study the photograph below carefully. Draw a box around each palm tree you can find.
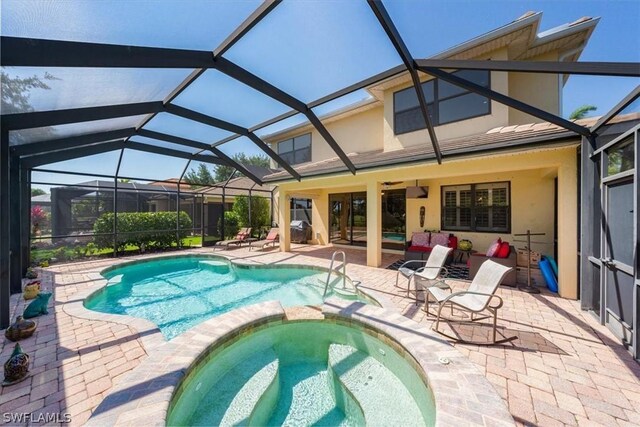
[569,104,597,120]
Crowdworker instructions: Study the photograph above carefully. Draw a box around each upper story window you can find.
[277,133,311,166]
[393,70,491,135]
[441,181,510,233]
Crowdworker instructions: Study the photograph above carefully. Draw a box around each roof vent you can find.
[569,16,592,27]
[516,11,537,21]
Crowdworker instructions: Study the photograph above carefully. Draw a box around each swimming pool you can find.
[168,321,435,426]
[85,256,367,340]
[382,232,406,243]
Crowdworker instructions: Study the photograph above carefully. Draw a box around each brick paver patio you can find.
[1,245,638,426]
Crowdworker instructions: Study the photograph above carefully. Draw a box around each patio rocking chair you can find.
[395,245,453,302]
[424,259,516,345]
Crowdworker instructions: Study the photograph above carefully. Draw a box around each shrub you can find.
[219,211,240,239]
[232,195,270,235]
[93,211,193,251]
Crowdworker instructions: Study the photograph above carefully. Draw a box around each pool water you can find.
[85,256,363,340]
[382,232,406,242]
[168,321,435,427]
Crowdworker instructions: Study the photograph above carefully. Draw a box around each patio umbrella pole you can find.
[514,230,545,294]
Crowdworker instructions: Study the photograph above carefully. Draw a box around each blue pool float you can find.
[547,256,558,278]
[539,257,558,293]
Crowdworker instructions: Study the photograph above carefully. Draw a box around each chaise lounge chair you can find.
[424,259,516,345]
[249,228,279,251]
[214,228,251,250]
[395,245,453,301]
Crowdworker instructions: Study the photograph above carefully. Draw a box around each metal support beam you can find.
[591,85,640,134]
[137,129,210,151]
[419,66,592,137]
[207,146,264,185]
[20,168,31,277]
[367,0,442,163]
[9,155,22,293]
[136,129,264,184]
[125,141,226,164]
[165,104,301,180]
[0,130,10,328]
[1,36,216,68]
[414,58,640,78]
[214,0,281,57]
[21,137,225,167]
[213,57,357,174]
[165,104,246,134]
[2,102,164,130]
[113,149,124,257]
[12,128,136,156]
[22,140,127,168]
[33,139,236,170]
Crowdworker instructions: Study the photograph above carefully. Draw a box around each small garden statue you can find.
[3,343,30,386]
[5,316,37,342]
[23,280,40,300]
[23,292,52,319]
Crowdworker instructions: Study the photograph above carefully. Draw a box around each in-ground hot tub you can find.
[168,320,436,426]
[84,255,372,339]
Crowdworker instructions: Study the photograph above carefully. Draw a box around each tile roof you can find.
[263,113,640,183]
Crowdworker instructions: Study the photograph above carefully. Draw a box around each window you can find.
[290,198,312,224]
[393,70,491,134]
[441,182,510,232]
[277,133,311,166]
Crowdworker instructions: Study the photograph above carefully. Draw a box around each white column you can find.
[278,190,291,252]
[366,181,382,267]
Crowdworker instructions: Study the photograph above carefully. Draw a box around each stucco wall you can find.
[405,168,556,254]
[508,52,561,124]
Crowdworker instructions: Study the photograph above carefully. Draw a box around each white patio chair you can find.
[425,259,516,345]
[395,245,452,301]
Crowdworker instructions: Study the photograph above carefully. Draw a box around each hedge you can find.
[93,211,192,251]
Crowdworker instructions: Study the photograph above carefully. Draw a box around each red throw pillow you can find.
[266,230,279,240]
[496,242,511,258]
[486,238,502,257]
[449,236,458,249]
[236,232,247,240]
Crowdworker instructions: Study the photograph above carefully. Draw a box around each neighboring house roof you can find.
[198,176,274,198]
[149,178,180,190]
[262,113,640,183]
[31,194,51,204]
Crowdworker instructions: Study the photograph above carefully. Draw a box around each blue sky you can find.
[2,0,638,189]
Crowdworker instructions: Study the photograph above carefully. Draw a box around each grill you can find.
[290,220,312,244]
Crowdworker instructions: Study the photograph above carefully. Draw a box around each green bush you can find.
[219,211,240,239]
[93,211,192,251]
[232,195,270,236]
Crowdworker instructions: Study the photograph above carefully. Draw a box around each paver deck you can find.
[1,244,638,426]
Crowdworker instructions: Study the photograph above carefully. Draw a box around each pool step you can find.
[189,349,279,427]
[198,259,231,274]
[327,344,426,427]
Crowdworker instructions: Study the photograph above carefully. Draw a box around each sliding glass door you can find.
[329,192,366,247]
[382,189,406,250]
[330,190,406,249]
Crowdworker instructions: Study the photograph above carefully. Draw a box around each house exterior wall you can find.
[508,51,561,124]
[276,145,580,299]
